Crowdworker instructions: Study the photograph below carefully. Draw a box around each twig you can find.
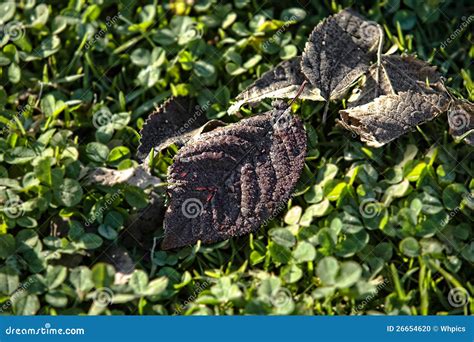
[322,101,329,124]
[289,80,308,106]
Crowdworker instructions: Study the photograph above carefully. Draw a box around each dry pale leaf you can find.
[348,55,445,107]
[87,166,161,189]
[228,57,323,114]
[339,91,451,147]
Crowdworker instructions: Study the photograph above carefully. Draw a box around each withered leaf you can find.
[137,97,208,160]
[349,55,444,107]
[87,166,162,189]
[301,9,382,102]
[228,57,323,114]
[162,102,307,250]
[339,91,451,147]
[448,100,474,145]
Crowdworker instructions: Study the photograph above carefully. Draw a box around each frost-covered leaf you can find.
[228,57,323,114]
[137,97,209,160]
[162,102,307,249]
[448,100,474,145]
[301,9,382,102]
[349,55,444,107]
[339,91,451,147]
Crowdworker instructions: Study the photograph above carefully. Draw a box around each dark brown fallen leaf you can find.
[162,102,307,250]
[137,97,208,160]
[339,91,451,147]
[301,9,382,103]
[349,55,444,107]
[228,57,323,114]
[448,100,474,145]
